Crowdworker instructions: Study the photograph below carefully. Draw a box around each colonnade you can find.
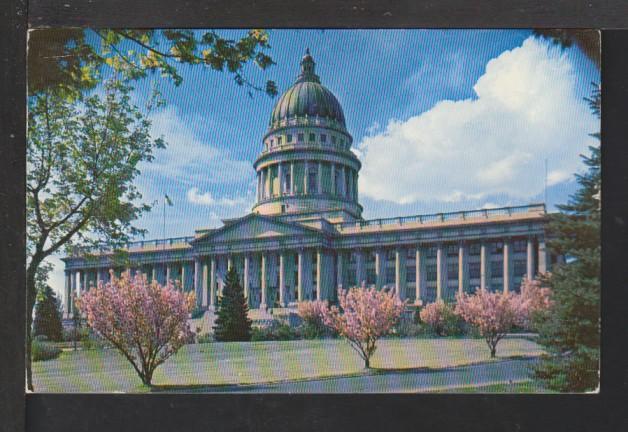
[63,236,549,318]
[256,160,357,201]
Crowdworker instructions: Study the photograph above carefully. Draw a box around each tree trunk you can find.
[26,267,38,391]
[364,356,370,369]
[490,346,496,358]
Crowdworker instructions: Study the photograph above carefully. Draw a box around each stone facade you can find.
[62,50,553,318]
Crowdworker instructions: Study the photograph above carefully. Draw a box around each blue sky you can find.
[47,29,600,296]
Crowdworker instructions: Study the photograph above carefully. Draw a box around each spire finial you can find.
[297,48,319,83]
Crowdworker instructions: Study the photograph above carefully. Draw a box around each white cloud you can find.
[357,37,598,204]
[141,106,254,187]
[186,187,247,207]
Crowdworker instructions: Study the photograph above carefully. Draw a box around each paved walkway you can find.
[170,357,540,393]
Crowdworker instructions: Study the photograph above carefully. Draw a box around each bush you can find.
[33,285,64,342]
[419,301,465,337]
[297,300,329,338]
[251,321,300,341]
[392,317,429,338]
[190,306,206,319]
[33,334,49,342]
[32,340,62,362]
[196,333,213,344]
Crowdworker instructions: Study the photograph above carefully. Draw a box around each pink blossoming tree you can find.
[455,290,525,358]
[322,287,405,368]
[297,300,330,336]
[516,277,553,330]
[419,300,458,336]
[76,270,195,386]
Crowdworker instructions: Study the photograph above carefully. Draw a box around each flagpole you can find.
[163,195,166,250]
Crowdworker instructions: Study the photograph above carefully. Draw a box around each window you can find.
[309,133,315,141]
[426,264,437,282]
[287,134,293,143]
[281,204,286,213]
[491,260,503,277]
[513,239,527,253]
[469,243,481,256]
[426,247,437,258]
[447,261,458,279]
[447,244,458,257]
[277,136,282,146]
[340,138,345,147]
[514,259,527,277]
[367,252,376,263]
[320,134,327,143]
[491,241,503,255]
[349,253,356,264]
[270,139,274,147]
[331,135,337,144]
[366,268,376,284]
[407,248,415,259]
[386,250,395,261]
[298,133,304,142]
[469,262,481,279]
[406,266,416,282]
[386,267,396,284]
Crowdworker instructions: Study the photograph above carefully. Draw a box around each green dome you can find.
[270,49,346,128]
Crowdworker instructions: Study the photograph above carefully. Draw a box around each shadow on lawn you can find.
[149,355,540,393]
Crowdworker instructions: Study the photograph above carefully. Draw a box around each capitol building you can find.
[62,50,554,318]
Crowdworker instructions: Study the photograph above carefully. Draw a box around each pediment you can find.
[193,213,321,244]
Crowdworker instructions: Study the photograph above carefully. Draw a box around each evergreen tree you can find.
[212,267,252,342]
[533,84,600,392]
[32,285,64,342]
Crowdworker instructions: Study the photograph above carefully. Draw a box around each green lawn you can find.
[431,380,552,393]
[32,337,545,393]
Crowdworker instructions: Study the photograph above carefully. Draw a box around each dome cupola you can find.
[269,48,346,130]
[252,49,362,223]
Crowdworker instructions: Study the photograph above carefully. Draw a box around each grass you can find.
[32,337,545,393]
[431,380,553,393]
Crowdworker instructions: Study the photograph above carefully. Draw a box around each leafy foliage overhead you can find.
[28,28,277,98]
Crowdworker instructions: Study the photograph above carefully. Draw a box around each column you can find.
[151,266,156,283]
[256,172,261,202]
[303,161,309,194]
[415,246,423,305]
[64,271,71,319]
[83,270,88,294]
[355,250,366,287]
[331,164,336,195]
[336,251,344,290]
[317,161,323,194]
[180,264,186,291]
[503,239,512,293]
[166,263,172,284]
[260,253,268,309]
[395,249,406,299]
[526,237,535,280]
[194,257,201,304]
[202,261,209,307]
[279,253,286,306]
[458,242,468,295]
[436,244,444,300]
[243,255,250,305]
[538,236,548,274]
[297,250,304,301]
[480,243,488,291]
[278,162,283,195]
[290,162,295,195]
[340,165,347,197]
[347,169,353,200]
[227,256,233,271]
[316,249,322,300]
[375,249,385,289]
[210,257,217,308]
[70,270,77,316]
[96,268,102,285]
